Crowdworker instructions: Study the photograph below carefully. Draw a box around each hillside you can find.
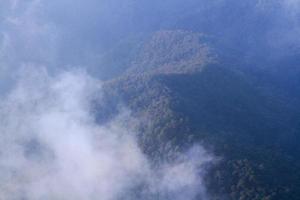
[97,30,300,200]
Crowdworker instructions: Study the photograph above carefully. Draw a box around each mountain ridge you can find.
[97,29,300,200]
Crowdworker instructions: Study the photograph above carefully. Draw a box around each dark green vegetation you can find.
[95,30,300,200]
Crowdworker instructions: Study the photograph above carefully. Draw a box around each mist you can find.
[1,0,300,91]
[1,0,300,199]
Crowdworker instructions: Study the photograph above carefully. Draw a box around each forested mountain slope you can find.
[96,30,300,200]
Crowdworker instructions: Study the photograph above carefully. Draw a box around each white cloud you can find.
[0,68,213,200]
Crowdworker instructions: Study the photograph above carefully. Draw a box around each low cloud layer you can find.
[0,68,213,200]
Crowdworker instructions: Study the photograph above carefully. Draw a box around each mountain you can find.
[127,30,215,75]
[95,30,300,200]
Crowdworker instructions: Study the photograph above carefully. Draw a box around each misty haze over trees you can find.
[0,0,300,200]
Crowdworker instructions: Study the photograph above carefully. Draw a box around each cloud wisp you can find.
[0,68,213,200]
